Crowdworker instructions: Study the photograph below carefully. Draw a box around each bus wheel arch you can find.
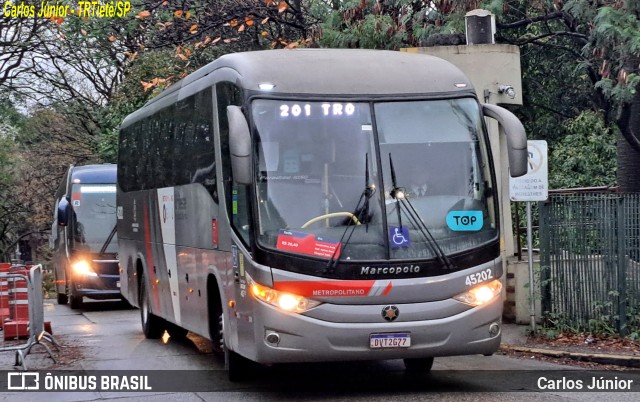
[207,272,254,381]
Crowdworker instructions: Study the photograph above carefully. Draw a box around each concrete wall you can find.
[507,257,542,324]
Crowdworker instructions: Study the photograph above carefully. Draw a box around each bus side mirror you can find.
[57,197,70,227]
[482,103,528,177]
[227,105,252,185]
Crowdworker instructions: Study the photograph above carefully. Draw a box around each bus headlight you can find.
[72,260,98,277]
[246,274,321,313]
[453,279,502,306]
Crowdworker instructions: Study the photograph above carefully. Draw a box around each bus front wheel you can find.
[227,349,253,382]
[69,294,83,309]
[139,273,165,339]
[220,310,254,382]
[403,357,434,373]
[68,279,83,309]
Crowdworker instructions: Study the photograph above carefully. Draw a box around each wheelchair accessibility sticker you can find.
[389,226,410,248]
[446,211,483,231]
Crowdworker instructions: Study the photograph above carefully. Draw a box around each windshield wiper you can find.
[388,153,454,270]
[99,224,117,256]
[326,154,375,270]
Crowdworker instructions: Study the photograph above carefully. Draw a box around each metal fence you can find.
[539,193,640,334]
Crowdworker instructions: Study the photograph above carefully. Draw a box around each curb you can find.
[501,343,640,368]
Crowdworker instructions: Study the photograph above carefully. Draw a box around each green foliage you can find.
[625,306,640,341]
[321,8,406,49]
[539,288,640,338]
[590,294,619,336]
[0,136,16,188]
[95,49,190,162]
[95,45,232,162]
[549,111,617,189]
[540,311,581,338]
[0,101,24,187]
[320,0,450,49]
[97,127,120,163]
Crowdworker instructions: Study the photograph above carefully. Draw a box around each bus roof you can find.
[70,164,117,184]
[145,49,474,106]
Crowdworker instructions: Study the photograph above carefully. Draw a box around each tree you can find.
[319,1,639,190]
[584,3,640,192]
[0,7,50,93]
[549,111,617,189]
[0,101,26,260]
[0,101,100,260]
[491,1,639,191]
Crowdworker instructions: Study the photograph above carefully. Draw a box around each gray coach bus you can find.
[117,49,527,380]
[51,164,120,309]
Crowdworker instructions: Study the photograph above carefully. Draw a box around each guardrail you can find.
[0,264,59,370]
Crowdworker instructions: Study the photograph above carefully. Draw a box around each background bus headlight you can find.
[72,260,98,277]
[453,279,502,306]
[246,274,321,313]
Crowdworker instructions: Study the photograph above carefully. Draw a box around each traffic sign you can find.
[509,140,548,201]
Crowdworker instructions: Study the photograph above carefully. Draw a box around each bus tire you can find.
[69,294,83,309]
[139,273,165,339]
[227,348,254,382]
[219,308,253,382]
[403,357,434,373]
[57,292,68,305]
[69,279,83,309]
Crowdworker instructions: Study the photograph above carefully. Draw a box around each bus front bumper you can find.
[237,295,503,364]
[72,274,121,300]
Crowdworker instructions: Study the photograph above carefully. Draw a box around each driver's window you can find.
[216,81,251,246]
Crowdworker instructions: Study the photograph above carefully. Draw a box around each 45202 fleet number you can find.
[464,268,494,286]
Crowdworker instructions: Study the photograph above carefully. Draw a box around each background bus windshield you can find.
[252,98,496,262]
[71,184,118,253]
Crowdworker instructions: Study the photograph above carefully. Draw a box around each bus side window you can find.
[190,90,217,201]
[217,82,251,246]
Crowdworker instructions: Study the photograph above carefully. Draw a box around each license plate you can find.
[370,333,411,349]
[116,281,120,288]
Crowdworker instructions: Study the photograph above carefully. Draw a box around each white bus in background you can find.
[116,49,527,380]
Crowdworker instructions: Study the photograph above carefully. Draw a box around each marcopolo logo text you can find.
[361,265,420,275]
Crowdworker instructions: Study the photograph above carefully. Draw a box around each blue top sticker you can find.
[446,211,483,231]
[389,226,411,248]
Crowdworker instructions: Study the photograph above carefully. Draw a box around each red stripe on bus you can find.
[273,280,376,297]
[382,281,393,295]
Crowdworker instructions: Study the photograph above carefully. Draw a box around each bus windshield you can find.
[252,98,496,262]
[71,183,118,253]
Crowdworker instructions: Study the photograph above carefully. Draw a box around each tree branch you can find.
[496,11,566,30]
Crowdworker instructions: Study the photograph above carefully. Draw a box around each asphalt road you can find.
[0,300,639,401]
